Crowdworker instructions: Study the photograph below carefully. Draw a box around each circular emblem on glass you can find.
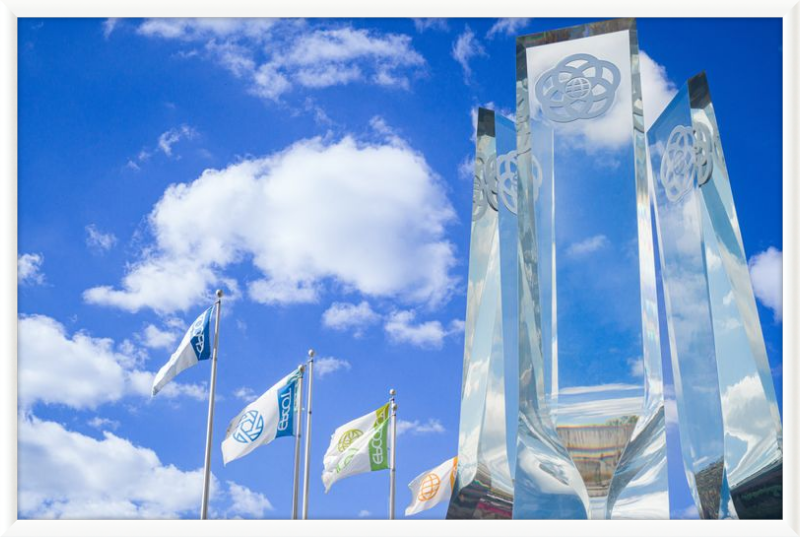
[530,152,543,203]
[472,154,498,221]
[337,428,364,452]
[497,151,518,215]
[693,122,714,186]
[233,410,264,444]
[660,126,695,202]
[660,123,717,202]
[535,53,621,123]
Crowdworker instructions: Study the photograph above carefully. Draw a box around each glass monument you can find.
[648,72,783,519]
[514,18,669,519]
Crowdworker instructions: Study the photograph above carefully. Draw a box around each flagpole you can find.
[301,349,315,520]
[200,289,223,520]
[291,364,305,520]
[389,388,397,520]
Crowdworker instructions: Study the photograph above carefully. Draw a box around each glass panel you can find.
[515,18,668,519]
[447,108,516,519]
[649,73,783,519]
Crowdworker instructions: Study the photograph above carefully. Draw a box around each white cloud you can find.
[384,310,461,349]
[140,324,180,350]
[322,301,380,336]
[18,314,204,410]
[486,18,530,39]
[458,154,474,182]
[748,247,782,322]
[413,19,448,33]
[226,481,273,518]
[136,20,425,102]
[358,509,372,517]
[86,135,457,315]
[19,414,263,519]
[87,416,120,431]
[85,224,117,253]
[18,414,217,518]
[452,26,486,82]
[640,51,678,130]
[396,418,445,436]
[314,356,351,378]
[103,18,119,39]
[18,253,45,286]
[158,125,198,157]
[628,356,644,377]
[566,234,609,257]
[233,386,256,402]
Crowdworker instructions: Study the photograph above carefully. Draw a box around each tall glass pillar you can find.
[515,18,668,519]
[648,72,783,519]
[447,108,518,519]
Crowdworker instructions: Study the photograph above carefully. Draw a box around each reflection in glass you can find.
[648,73,783,519]
[515,18,668,519]
[447,108,516,519]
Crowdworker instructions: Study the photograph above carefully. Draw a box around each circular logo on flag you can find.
[535,53,621,123]
[233,410,264,444]
[337,429,363,452]
[418,473,441,501]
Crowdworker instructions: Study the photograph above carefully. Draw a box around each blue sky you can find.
[16,17,782,520]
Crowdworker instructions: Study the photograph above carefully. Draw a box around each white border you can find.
[1,2,797,536]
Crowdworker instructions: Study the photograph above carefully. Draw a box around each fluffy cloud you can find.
[226,481,273,518]
[87,416,120,431]
[384,310,462,349]
[396,418,445,436]
[322,301,380,336]
[133,19,425,101]
[18,314,204,410]
[158,125,198,157]
[412,19,448,33]
[640,51,678,130]
[139,323,180,350]
[18,414,268,519]
[314,356,352,378]
[18,253,45,286]
[486,18,531,39]
[85,224,117,253]
[748,247,782,322]
[566,234,609,257]
[452,26,486,82]
[86,135,458,315]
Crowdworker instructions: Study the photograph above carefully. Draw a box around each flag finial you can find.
[308,349,315,358]
[216,289,223,298]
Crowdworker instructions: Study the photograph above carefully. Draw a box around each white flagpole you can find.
[389,388,397,520]
[301,349,315,520]
[200,289,223,520]
[291,364,305,520]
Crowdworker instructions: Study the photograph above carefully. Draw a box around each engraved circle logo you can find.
[472,154,498,221]
[535,53,621,123]
[660,124,716,202]
[233,409,264,444]
[418,473,441,501]
[496,151,518,214]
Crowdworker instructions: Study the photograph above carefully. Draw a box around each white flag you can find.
[221,367,302,465]
[322,403,391,492]
[151,306,214,397]
[405,456,458,516]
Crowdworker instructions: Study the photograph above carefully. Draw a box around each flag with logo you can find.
[321,403,391,492]
[151,305,214,397]
[221,367,303,465]
[405,456,458,516]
